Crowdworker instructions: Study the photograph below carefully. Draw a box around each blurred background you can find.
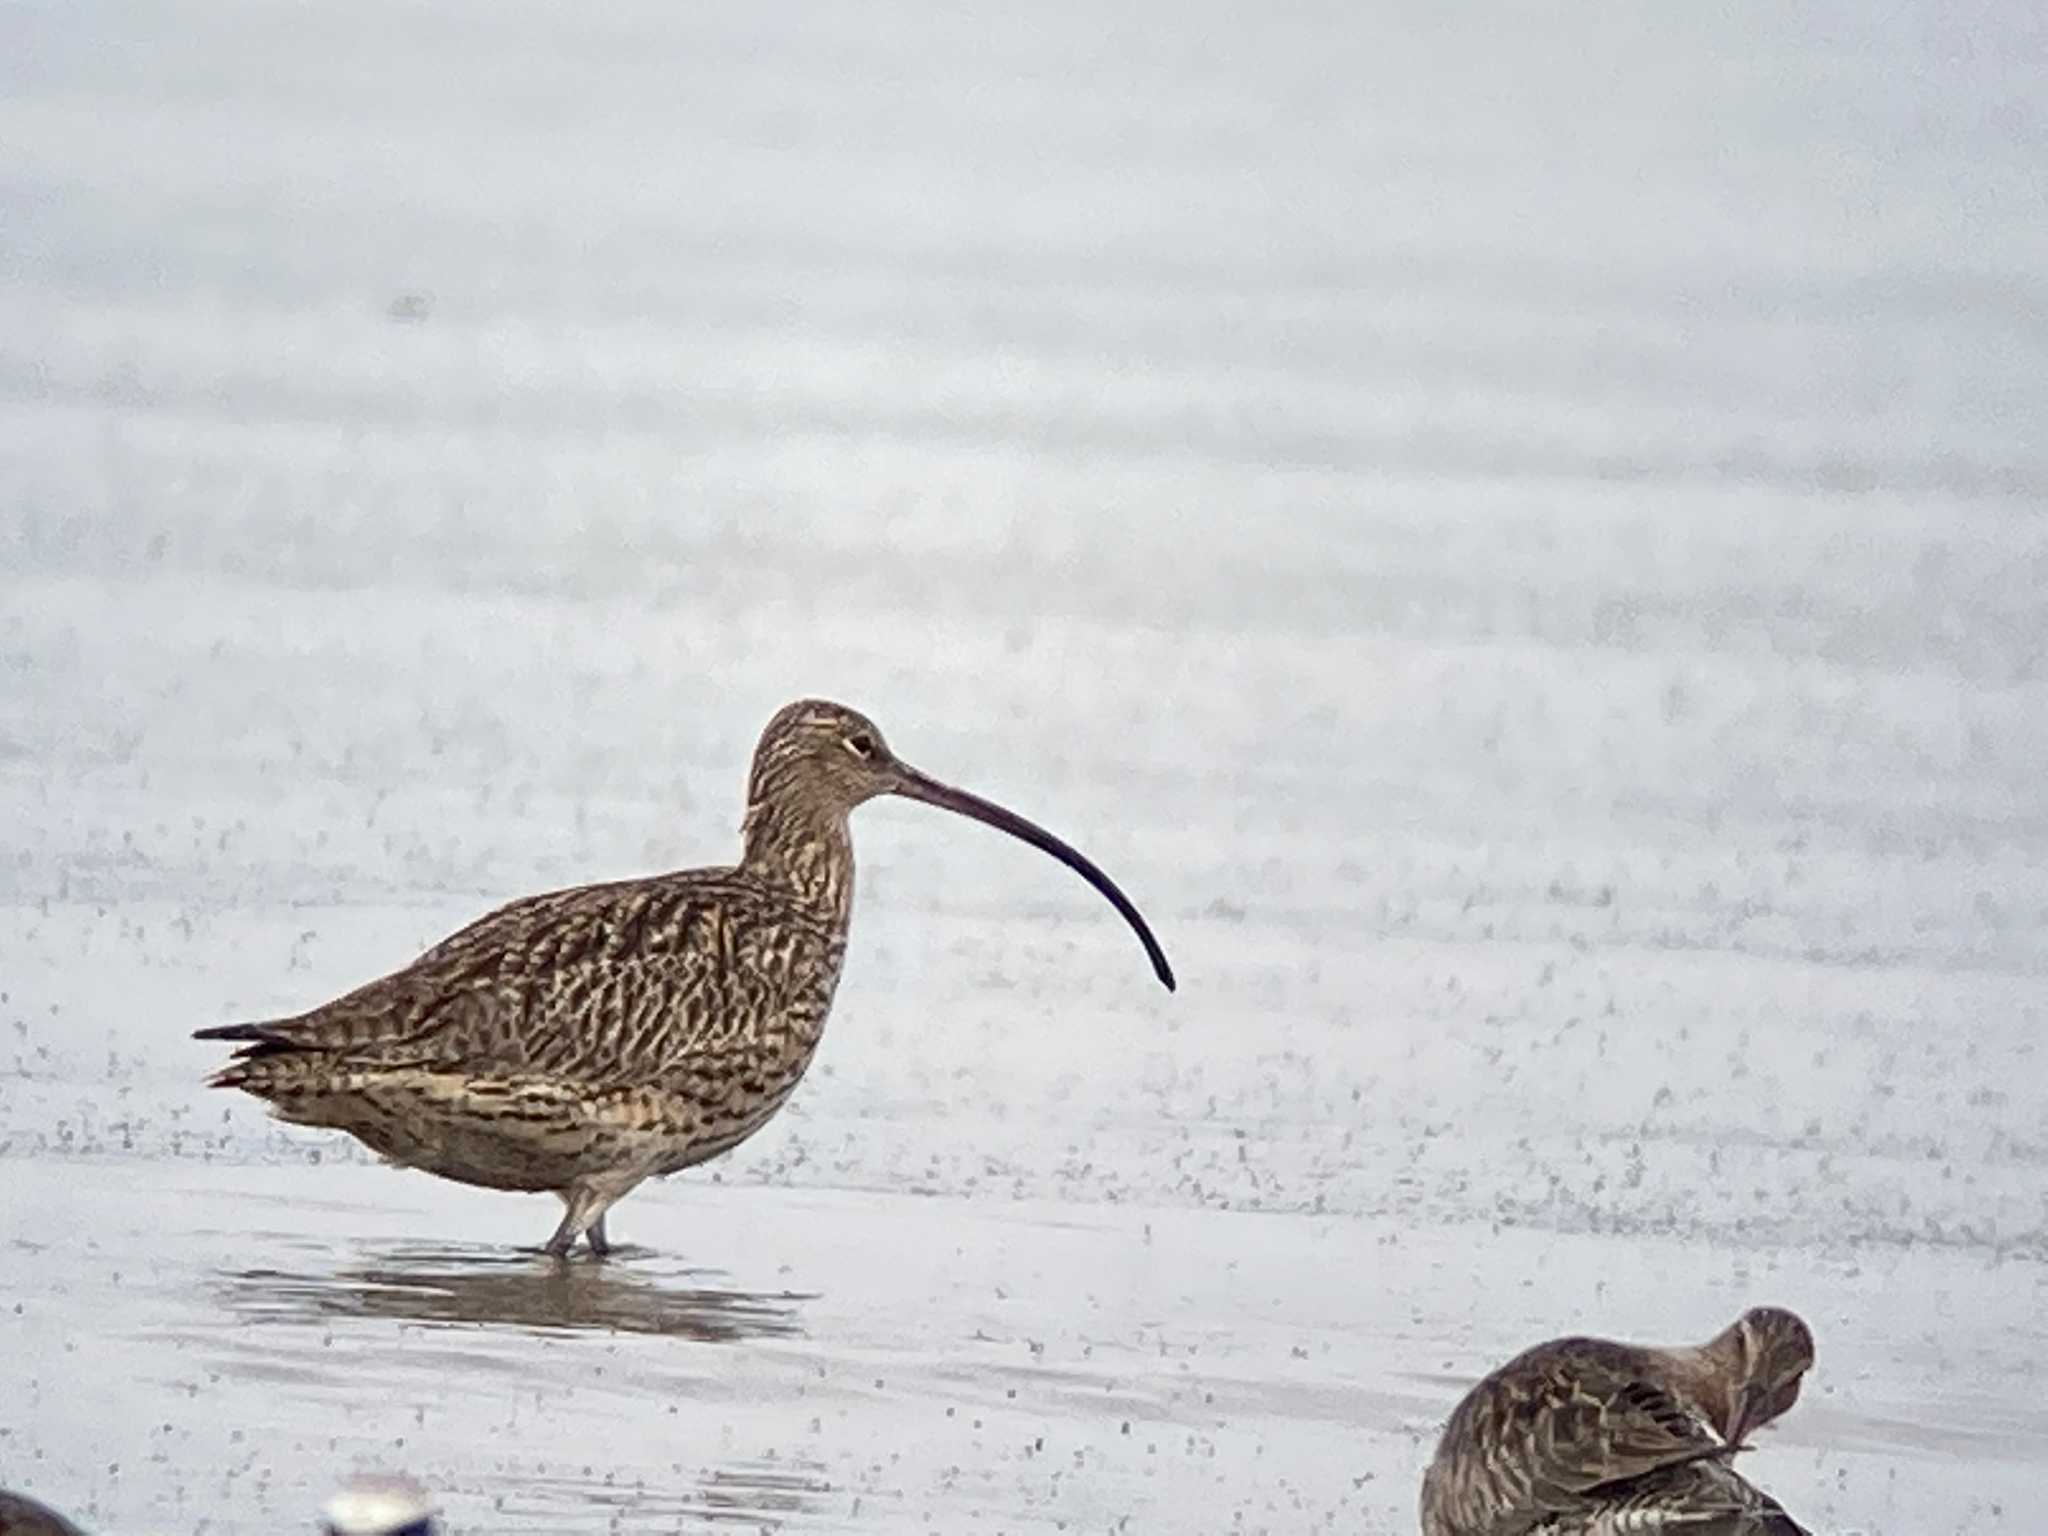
[2,2,2044,1532]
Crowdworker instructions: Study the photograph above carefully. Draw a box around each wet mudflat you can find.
[11,1157,2044,1533]
[4,1,2047,1532]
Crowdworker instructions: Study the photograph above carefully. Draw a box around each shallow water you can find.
[3,2,2046,1532]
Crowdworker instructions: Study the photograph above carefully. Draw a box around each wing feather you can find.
[197,871,823,1090]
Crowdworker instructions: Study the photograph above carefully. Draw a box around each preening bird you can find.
[1419,1306,1817,1535]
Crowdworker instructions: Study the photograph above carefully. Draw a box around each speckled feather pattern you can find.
[202,702,879,1238]
[212,869,849,1193]
[1421,1314,1814,1536]
[198,699,1169,1255]
[1523,1460,1806,1534]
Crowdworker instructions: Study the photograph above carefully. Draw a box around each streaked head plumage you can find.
[1717,1305,1815,1443]
[747,698,901,813]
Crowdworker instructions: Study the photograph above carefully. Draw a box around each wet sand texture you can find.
[4,2,2045,1532]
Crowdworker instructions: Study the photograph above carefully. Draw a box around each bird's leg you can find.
[541,1204,586,1259]
[543,1186,605,1258]
[543,1178,635,1258]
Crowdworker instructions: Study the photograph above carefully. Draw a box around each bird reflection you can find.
[215,1245,811,1341]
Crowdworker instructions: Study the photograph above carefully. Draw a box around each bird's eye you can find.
[843,731,876,760]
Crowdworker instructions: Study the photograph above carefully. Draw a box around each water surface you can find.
[3,2,2045,1532]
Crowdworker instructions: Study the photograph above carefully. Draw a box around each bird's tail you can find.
[193,1021,275,1042]
[193,1019,305,1088]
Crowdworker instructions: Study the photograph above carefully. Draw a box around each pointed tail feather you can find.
[195,1019,308,1088]
[193,1021,276,1042]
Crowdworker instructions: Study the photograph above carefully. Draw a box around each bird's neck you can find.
[740,796,855,922]
[1677,1333,1747,1440]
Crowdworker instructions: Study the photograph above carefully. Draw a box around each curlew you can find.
[0,1492,86,1536]
[198,699,1173,1256]
[1419,1306,1816,1536]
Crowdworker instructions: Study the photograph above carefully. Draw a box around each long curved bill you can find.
[889,764,1175,991]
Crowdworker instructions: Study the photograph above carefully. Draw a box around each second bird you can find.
[1419,1306,1816,1536]
[197,699,1174,1256]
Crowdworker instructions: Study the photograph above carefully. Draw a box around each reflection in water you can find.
[500,1460,831,1530]
[694,1461,830,1526]
[214,1245,812,1341]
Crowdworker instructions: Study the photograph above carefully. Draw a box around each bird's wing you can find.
[1549,1458,1811,1535]
[1425,1342,1761,1536]
[198,872,805,1086]
[1530,1350,1730,1501]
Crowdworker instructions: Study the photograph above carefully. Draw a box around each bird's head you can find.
[1716,1305,1815,1446]
[742,699,1174,990]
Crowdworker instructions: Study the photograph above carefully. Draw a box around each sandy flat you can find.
[2,3,2044,1532]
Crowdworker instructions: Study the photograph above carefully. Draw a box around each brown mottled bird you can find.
[1419,1307,1817,1536]
[0,1492,87,1536]
[198,699,1174,1256]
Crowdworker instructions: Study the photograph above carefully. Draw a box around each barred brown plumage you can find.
[0,1491,88,1536]
[1419,1307,1816,1536]
[196,699,1174,1257]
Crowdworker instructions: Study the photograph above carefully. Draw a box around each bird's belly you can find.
[643,1036,821,1176]
[272,1047,815,1193]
